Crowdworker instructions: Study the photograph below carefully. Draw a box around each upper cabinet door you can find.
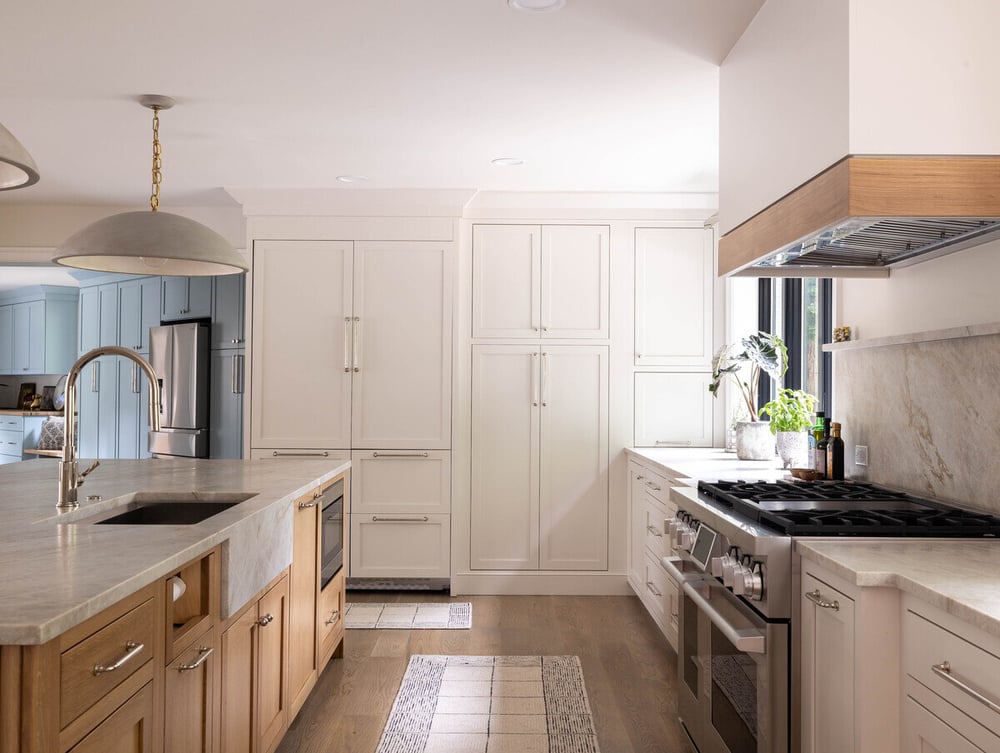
[0,305,11,373]
[250,240,353,450]
[351,242,453,449]
[472,224,541,339]
[634,227,714,367]
[212,273,246,349]
[119,277,161,353]
[540,225,610,339]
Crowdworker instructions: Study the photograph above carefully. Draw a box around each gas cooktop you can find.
[697,479,1000,537]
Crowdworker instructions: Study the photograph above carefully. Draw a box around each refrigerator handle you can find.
[91,361,99,393]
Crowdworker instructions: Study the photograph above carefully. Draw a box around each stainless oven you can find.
[664,523,790,753]
[320,478,345,588]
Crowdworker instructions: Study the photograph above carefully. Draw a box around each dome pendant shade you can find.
[54,211,248,276]
[0,121,40,190]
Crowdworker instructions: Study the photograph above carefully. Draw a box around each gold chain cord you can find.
[150,108,163,212]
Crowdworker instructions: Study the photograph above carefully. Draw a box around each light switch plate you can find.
[854,445,869,467]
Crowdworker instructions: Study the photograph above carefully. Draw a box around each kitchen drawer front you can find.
[350,449,451,515]
[638,466,669,505]
[903,675,1000,752]
[60,595,158,728]
[349,512,450,578]
[642,497,670,560]
[0,415,23,430]
[903,602,1000,733]
[318,569,344,666]
[0,428,22,455]
[640,551,677,644]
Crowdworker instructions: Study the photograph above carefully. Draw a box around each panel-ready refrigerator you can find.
[149,322,210,458]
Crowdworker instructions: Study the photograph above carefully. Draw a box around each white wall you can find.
[849,0,1000,154]
[837,237,1000,339]
[719,0,849,234]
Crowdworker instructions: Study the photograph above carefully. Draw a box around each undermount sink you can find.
[62,491,259,525]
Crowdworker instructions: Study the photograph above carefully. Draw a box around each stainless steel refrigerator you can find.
[148,322,210,458]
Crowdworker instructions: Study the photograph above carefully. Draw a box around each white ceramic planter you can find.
[775,430,810,469]
[735,421,775,461]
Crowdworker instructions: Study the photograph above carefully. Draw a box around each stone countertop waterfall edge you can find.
[0,457,350,645]
[796,539,1000,640]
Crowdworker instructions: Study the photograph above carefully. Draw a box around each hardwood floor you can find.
[276,591,688,753]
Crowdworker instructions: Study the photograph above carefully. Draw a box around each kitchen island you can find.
[0,456,349,753]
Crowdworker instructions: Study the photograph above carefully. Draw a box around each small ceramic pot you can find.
[735,421,775,461]
[775,430,810,469]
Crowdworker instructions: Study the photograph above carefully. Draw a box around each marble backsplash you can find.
[834,332,1000,514]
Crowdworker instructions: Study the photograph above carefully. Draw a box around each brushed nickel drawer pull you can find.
[371,451,429,458]
[931,661,1000,714]
[655,440,692,447]
[325,609,341,626]
[93,640,144,675]
[646,581,662,598]
[178,646,214,672]
[646,525,663,538]
[343,316,351,372]
[299,499,320,509]
[645,480,662,491]
[805,589,840,611]
[352,316,361,372]
[272,450,329,457]
[372,515,429,522]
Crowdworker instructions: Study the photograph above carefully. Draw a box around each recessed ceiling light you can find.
[508,0,566,12]
[336,175,369,183]
[492,157,525,166]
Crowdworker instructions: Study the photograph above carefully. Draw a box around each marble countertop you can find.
[625,447,790,483]
[797,540,1000,640]
[0,457,350,645]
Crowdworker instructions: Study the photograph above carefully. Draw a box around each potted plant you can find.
[709,331,788,460]
[759,388,818,468]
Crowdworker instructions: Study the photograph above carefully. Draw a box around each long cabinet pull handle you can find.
[531,352,539,406]
[645,480,662,491]
[178,646,214,672]
[646,525,663,538]
[272,450,329,457]
[655,440,692,447]
[91,361,99,393]
[93,640,144,675]
[357,315,362,370]
[131,362,138,394]
[541,351,549,406]
[805,589,840,611]
[372,515,429,522]
[646,581,662,598]
[299,499,320,509]
[237,354,245,394]
[232,354,238,394]
[325,609,341,626]
[372,451,429,458]
[931,661,1000,715]
[343,317,351,373]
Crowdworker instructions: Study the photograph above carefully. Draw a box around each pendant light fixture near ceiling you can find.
[0,120,40,190]
[53,95,248,276]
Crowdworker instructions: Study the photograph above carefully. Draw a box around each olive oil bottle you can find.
[827,421,845,480]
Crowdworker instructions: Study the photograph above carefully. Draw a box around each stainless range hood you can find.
[719,156,1000,277]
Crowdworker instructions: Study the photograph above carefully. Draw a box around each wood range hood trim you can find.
[718,156,1000,277]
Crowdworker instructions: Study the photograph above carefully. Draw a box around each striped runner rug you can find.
[376,655,600,753]
[345,602,472,630]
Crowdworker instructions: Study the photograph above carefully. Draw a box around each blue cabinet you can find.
[0,306,11,373]
[0,287,78,376]
[118,277,161,353]
[211,274,246,349]
[161,277,212,321]
[210,349,244,458]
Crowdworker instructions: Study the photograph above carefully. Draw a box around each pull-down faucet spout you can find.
[58,346,162,509]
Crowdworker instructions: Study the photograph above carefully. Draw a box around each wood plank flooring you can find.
[276,591,688,753]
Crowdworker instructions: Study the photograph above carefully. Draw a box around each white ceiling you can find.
[0,0,762,208]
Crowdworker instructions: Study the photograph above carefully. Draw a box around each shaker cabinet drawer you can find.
[350,450,450,515]
[642,497,670,560]
[318,569,345,666]
[60,595,158,727]
[349,512,450,578]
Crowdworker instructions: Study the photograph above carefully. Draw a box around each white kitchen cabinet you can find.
[472,224,609,339]
[349,512,451,579]
[161,276,212,321]
[210,350,245,459]
[350,450,451,515]
[799,561,900,753]
[901,595,1000,753]
[471,344,608,571]
[633,372,714,447]
[634,227,713,366]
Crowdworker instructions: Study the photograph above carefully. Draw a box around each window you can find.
[757,278,833,416]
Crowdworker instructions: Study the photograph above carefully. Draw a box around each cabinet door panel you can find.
[801,572,855,753]
[11,302,30,372]
[161,278,189,320]
[220,608,255,753]
[634,372,714,447]
[0,304,12,373]
[210,350,244,459]
[538,346,608,570]
[250,240,353,449]
[350,450,451,515]
[26,300,45,372]
[349,513,450,578]
[212,274,246,349]
[118,277,161,353]
[541,225,609,339]
[288,491,319,720]
[472,224,541,338]
[164,632,217,753]
[635,227,713,366]
[471,345,539,570]
[352,242,452,449]
[116,359,141,459]
[256,576,288,753]
[68,682,155,753]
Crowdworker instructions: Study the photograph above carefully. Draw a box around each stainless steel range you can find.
[664,479,1000,753]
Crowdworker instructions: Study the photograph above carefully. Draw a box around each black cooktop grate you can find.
[697,479,1000,537]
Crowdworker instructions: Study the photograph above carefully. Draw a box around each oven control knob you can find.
[680,528,695,551]
[732,563,750,595]
[721,558,738,587]
[667,519,683,547]
[745,561,765,601]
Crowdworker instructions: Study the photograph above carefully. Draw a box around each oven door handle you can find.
[681,580,767,654]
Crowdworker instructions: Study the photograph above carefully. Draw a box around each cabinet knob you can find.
[257,613,274,627]
[231,338,241,344]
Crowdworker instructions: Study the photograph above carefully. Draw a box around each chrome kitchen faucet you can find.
[58,346,163,509]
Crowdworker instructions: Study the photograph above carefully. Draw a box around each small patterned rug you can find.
[345,602,472,630]
[376,655,600,753]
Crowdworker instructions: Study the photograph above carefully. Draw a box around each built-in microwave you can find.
[320,479,345,588]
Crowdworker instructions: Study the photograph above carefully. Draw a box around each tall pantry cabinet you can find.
[250,239,453,580]
[470,225,610,572]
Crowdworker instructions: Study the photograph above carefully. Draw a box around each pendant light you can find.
[0,120,40,190]
[53,95,248,276]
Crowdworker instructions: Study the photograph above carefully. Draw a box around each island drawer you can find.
[318,569,345,667]
[59,593,158,727]
[903,602,1000,732]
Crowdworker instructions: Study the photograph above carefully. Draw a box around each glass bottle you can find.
[815,416,830,477]
[827,422,845,480]
[810,411,825,471]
